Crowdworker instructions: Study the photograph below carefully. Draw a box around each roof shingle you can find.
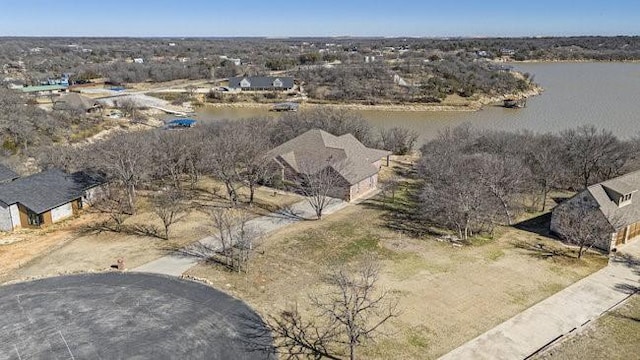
[0,169,105,214]
[268,129,390,185]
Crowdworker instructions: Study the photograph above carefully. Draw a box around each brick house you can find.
[267,129,390,202]
[550,170,640,252]
[0,169,106,231]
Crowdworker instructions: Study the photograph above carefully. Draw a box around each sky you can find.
[0,0,638,37]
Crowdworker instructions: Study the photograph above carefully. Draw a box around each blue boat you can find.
[164,118,197,129]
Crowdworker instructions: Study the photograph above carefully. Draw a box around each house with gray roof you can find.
[228,76,294,91]
[0,164,19,184]
[267,129,390,202]
[0,169,106,231]
[551,170,640,252]
[53,93,102,113]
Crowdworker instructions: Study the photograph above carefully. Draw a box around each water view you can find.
[197,62,640,142]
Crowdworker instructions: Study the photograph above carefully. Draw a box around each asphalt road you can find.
[0,273,273,360]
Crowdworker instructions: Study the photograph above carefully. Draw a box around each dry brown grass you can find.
[186,197,607,359]
[535,294,640,360]
[0,177,301,283]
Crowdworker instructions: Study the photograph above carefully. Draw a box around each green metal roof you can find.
[19,85,68,93]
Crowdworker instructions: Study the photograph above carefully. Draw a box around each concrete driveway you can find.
[134,196,348,276]
[439,240,640,360]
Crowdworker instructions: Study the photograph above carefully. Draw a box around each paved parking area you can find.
[0,273,273,360]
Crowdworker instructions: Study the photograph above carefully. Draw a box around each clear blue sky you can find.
[0,0,638,37]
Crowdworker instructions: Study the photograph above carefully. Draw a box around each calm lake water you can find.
[195,62,640,143]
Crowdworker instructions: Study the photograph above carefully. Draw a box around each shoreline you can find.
[202,86,543,113]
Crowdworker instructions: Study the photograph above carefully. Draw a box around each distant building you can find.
[19,84,68,96]
[228,76,294,91]
[219,55,242,66]
[133,58,144,64]
[53,93,102,113]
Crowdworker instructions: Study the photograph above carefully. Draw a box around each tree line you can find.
[417,124,639,240]
[38,108,416,214]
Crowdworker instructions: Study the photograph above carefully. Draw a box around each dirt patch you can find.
[1,177,301,283]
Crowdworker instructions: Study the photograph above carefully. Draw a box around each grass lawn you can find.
[535,294,640,359]
[186,187,607,359]
[0,177,301,283]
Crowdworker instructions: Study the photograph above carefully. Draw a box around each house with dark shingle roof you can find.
[551,170,640,252]
[53,93,102,113]
[0,164,19,184]
[228,76,294,91]
[0,169,106,231]
[267,129,390,202]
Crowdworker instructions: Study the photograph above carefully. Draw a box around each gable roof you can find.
[268,129,390,185]
[0,164,19,183]
[19,84,67,93]
[53,93,101,111]
[587,170,640,229]
[228,76,294,89]
[0,169,105,214]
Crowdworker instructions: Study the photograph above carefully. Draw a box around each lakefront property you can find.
[551,170,640,252]
[268,129,391,202]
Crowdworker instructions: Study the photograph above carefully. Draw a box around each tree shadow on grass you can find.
[511,238,578,260]
[360,182,441,238]
[77,221,165,240]
[513,212,553,237]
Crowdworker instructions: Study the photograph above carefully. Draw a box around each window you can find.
[27,211,43,226]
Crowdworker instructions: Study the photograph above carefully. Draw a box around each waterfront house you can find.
[550,170,640,252]
[0,169,106,231]
[267,129,390,202]
[228,76,294,91]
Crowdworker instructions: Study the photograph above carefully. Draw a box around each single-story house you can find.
[19,84,68,96]
[0,164,19,184]
[228,76,294,91]
[550,170,640,252]
[53,93,102,113]
[0,169,106,231]
[267,129,391,202]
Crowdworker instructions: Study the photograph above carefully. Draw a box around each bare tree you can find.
[552,197,616,259]
[295,160,345,220]
[521,133,564,211]
[378,127,418,155]
[151,189,187,240]
[266,255,399,360]
[93,185,131,231]
[561,125,629,189]
[91,133,151,214]
[187,208,261,272]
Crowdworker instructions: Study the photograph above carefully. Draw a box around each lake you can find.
[195,62,640,142]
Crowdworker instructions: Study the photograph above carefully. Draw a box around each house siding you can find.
[51,202,73,223]
[9,204,19,229]
[550,191,615,252]
[0,202,13,231]
[348,174,378,202]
